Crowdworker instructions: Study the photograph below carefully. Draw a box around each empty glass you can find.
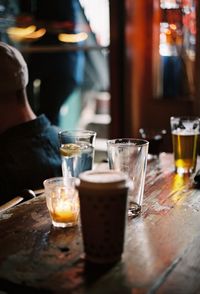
[107,138,149,217]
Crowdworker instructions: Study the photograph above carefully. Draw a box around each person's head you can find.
[0,42,36,133]
[0,42,28,98]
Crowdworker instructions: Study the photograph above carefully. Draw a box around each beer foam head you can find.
[171,117,200,135]
[172,124,199,135]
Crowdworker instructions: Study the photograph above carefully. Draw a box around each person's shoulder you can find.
[50,125,62,137]
[39,114,61,137]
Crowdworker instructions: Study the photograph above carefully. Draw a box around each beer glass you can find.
[170,116,200,175]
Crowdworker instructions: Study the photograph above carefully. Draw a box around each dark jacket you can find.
[0,114,62,204]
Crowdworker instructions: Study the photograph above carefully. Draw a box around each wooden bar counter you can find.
[1,153,200,293]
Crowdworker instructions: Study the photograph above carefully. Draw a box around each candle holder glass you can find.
[43,177,80,228]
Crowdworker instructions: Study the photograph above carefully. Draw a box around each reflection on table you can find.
[0,153,200,293]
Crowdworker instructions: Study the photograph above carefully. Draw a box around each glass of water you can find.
[59,130,96,178]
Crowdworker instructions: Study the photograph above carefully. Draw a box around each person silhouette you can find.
[0,41,62,205]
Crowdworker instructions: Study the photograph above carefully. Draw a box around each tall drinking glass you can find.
[59,130,96,178]
[170,116,200,175]
[107,138,149,217]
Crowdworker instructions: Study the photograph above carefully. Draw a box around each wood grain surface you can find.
[0,153,200,293]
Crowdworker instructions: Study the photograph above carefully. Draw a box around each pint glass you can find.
[170,116,200,175]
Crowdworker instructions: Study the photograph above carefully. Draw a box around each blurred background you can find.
[0,0,199,160]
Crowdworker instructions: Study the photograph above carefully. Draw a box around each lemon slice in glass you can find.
[60,143,80,157]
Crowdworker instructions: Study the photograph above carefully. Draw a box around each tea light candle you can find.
[44,177,80,228]
[52,197,78,223]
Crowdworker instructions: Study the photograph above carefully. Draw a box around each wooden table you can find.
[1,153,200,293]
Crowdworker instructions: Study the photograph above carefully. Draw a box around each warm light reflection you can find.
[7,25,36,36]
[169,24,177,31]
[24,28,46,40]
[171,174,187,204]
[7,26,46,41]
[58,32,88,43]
[165,29,171,35]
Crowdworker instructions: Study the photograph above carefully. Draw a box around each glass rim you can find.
[58,129,97,138]
[107,138,149,146]
[43,176,78,187]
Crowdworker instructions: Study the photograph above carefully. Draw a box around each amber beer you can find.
[171,116,200,175]
[172,131,199,174]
